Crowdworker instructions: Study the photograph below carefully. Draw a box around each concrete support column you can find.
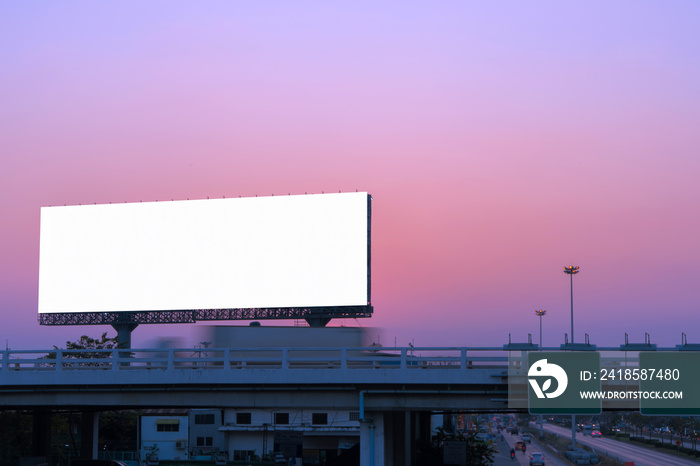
[383,411,395,465]
[417,411,431,446]
[32,410,52,464]
[112,320,138,367]
[405,411,413,466]
[374,411,385,466]
[360,416,372,466]
[398,411,431,466]
[386,411,406,466]
[360,411,385,466]
[111,318,138,350]
[80,411,99,459]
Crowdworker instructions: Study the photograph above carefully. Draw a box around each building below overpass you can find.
[140,410,191,462]
[139,407,451,465]
[222,407,360,464]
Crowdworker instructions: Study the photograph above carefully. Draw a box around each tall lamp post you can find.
[535,309,546,439]
[563,265,580,448]
[563,266,579,343]
[535,310,546,347]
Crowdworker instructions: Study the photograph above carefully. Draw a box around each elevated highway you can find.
[0,346,510,411]
[7,344,698,464]
[1,346,513,464]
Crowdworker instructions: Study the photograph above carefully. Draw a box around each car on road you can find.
[529,452,545,465]
[591,430,602,437]
[521,433,532,443]
[515,440,526,452]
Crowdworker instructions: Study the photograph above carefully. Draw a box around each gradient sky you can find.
[2,2,699,350]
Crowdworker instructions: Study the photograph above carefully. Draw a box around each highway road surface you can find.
[491,428,569,466]
[537,422,700,466]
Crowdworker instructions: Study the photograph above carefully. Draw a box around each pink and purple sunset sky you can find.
[1,2,699,350]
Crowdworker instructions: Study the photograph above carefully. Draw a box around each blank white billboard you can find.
[39,192,370,313]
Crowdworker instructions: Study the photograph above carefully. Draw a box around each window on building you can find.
[236,412,252,425]
[349,412,360,422]
[194,413,215,424]
[155,420,180,432]
[274,413,289,425]
[312,413,328,425]
[196,437,213,447]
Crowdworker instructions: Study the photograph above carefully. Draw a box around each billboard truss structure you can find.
[37,305,373,328]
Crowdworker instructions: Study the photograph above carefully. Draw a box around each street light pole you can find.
[535,310,546,347]
[535,309,546,439]
[563,265,580,449]
[563,266,579,343]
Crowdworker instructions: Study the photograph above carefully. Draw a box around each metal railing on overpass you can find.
[0,347,513,410]
[5,342,696,374]
[0,346,510,372]
[4,343,700,410]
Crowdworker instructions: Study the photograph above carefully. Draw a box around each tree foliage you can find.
[60,332,119,353]
[98,410,139,452]
[44,332,119,367]
[0,411,32,466]
[628,412,647,437]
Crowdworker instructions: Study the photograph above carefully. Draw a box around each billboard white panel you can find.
[39,193,369,313]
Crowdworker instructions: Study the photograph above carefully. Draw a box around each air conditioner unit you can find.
[175,441,187,449]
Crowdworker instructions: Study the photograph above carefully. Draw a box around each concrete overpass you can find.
[7,342,699,464]
[0,346,510,410]
[1,346,511,465]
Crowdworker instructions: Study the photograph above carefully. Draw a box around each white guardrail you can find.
[0,347,510,372]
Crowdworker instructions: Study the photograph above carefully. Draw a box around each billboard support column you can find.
[305,316,331,327]
[112,313,138,349]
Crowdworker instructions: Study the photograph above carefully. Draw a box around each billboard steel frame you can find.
[37,305,373,326]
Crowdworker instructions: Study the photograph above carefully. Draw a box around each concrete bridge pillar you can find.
[31,410,52,464]
[405,411,413,465]
[360,411,385,466]
[360,410,435,466]
[80,411,99,460]
[404,411,430,465]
